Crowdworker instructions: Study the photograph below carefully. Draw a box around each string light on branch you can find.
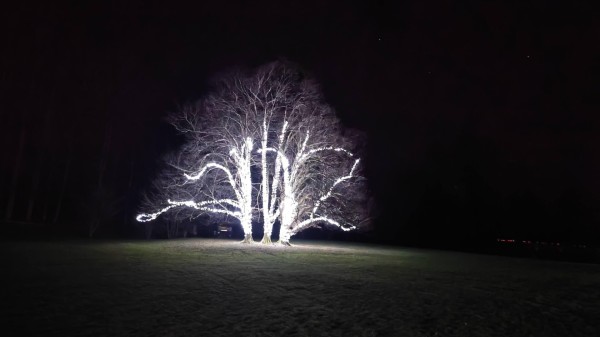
[311,158,360,218]
[136,61,368,244]
[136,198,242,222]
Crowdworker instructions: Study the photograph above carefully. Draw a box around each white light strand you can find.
[259,147,298,244]
[298,130,310,158]
[292,146,354,183]
[288,130,309,184]
[199,207,241,218]
[310,158,360,218]
[259,120,289,239]
[184,162,242,202]
[299,146,353,162]
[169,198,239,209]
[136,205,176,222]
[136,198,242,222]
[280,121,288,144]
[138,138,255,238]
[293,216,356,234]
[260,119,272,237]
[260,146,359,244]
[268,121,288,215]
[239,137,254,235]
[258,148,290,170]
[260,147,293,233]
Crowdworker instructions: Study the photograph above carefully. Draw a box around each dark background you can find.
[1,0,599,249]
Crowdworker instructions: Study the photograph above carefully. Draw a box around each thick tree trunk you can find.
[260,233,272,244]
[240,233,254,243]
[260,125,273,244]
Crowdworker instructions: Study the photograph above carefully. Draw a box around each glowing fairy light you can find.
[258,146,297,244]
[238,138,254,238]
[299,130,309,158]
[259,120,290,243]
[137,62,368,245]
[137,138,255,240]
[136,205,176,222]
[136,198,242,222]
[139,138,362,244]
[184,163,242,202]
[294,216,355,233]
[259,142,362,245]
[258,148,290,170]
[298,146,353,162]
[310,158,360,218]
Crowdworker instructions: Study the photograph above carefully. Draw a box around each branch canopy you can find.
[137,61,371,243]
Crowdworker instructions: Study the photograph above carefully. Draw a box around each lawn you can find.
[1,239,599,336]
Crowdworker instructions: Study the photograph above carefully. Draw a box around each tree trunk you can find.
[27,101,54,223]
[260,233,272,244]
[89,219,99,238]
[5,128,26,221]
[144,222,153,239]
[42,193,49,223]
[166,222,172,239]
[260,125,272,243]
[26,164,41,222]
[122,159,135,227]
[52,154,71,224]
[98,124,112,188]
[241,233,254,243]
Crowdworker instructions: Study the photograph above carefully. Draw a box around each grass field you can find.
[1,239,599,336]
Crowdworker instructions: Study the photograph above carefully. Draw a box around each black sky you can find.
[1,0,599,245]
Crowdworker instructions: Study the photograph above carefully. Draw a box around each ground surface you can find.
[1,239,599,337]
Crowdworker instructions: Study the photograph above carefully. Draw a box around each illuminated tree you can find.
[261,106,368,245]
[137,101,257,242]
[138,153,212,239]
[137,61,369,244]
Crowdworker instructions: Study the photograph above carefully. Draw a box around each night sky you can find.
[2,1,599,247]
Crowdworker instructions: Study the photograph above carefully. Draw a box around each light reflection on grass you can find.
[2,238,599,336]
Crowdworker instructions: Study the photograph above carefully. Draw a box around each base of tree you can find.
[240,234,254,244]
[277,240,292,246]
[260,234,273,245]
